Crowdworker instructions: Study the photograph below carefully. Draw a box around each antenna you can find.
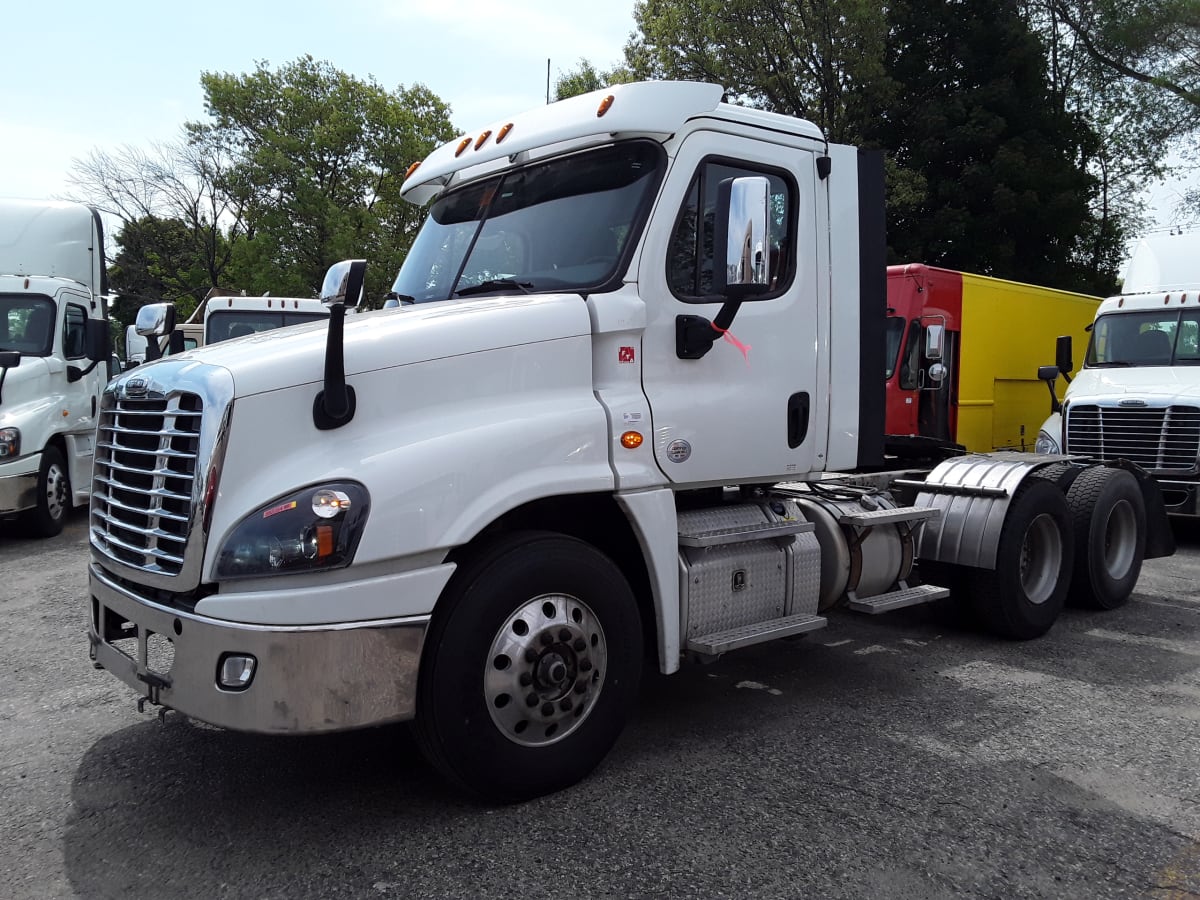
[546,58,551,104]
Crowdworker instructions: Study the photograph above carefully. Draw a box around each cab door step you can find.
[845,583,950,614]
[678,519,815,548]
[685,613,828,656]
[836,506,941,527]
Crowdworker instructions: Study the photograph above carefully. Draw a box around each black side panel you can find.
[89,206,109,296]
[856,149,887,469]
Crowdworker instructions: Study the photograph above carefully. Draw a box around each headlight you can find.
[215,482,370,579]
[1034,430,1060,454]
[0,428,18,458]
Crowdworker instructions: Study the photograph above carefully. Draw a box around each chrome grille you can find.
[91,393,203,576]
[1065,403,1200,473]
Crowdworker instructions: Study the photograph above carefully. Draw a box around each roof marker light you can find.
[597,95,615,117]
[496,123,514,143]
[404,160,421,179]
[455,137,472,157]
[474,129,493,150]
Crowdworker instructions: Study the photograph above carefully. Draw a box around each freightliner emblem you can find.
[125,378,148,397]
[1118,399,1147,407]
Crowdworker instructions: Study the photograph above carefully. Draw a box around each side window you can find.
[64,304,88,359]
[899,321,921,390]
[667,159,795,300]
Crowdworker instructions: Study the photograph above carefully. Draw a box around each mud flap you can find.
[1106,459,1175,559]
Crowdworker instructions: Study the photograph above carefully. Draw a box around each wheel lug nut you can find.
[560,697,573,711]
[558,628,571,641]
[573,638,585,651]
[579,659,592,672]
[574,681,586,695]
[540,632,554,646]
[541,702,555,716]
[526,693,539,708]
[524,648,538,663]
[519,672,533,686]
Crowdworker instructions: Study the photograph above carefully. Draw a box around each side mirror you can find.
[0,351,19,370]
[86,318,110,362]
[924,323,945,361]
[321,260,367,309]
[1037,365,1062,414]
[136,303,176,362]
[1055,335,1073,377]
[714,176,771,299]
[135,303,176,337]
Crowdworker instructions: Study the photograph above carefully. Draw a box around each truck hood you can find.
[1068,366,1200,403]
[130,293,594,399]
[0,356,53,425]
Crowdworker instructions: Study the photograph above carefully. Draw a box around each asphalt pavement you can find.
[2,510,1200,899]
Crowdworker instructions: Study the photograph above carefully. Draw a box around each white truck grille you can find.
[1065,403,1200,473]
[90,393,203,575]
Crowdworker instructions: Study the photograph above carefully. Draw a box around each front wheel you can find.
[23,446,70,537]
[415,531,643,801]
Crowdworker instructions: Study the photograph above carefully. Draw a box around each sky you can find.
[0,0,1193,235]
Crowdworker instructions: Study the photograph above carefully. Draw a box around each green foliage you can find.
[625,0,889,143]
[870,0,1111,293]
[107,216,214,326]
[553,59,636,101]
[193,56,457,302]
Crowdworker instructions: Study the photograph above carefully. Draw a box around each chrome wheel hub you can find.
[484,593,607,747]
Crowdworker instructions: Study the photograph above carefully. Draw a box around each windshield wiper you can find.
[455,279,534,297]
[1088,360,1134,367]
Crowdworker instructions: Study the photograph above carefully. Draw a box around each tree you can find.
[867,0,1114,293]
[106,216,222,326]
[66,137,249,299]
[624,0,889,143]
[553,59,635,101]
[194,56,457,301]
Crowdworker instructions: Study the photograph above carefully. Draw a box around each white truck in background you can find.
[1,199,113,536]
[123,294,328,368]
[88,82,1173,800]
[1037,231,1200,515]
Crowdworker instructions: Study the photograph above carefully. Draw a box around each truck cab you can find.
[1037,231,1200,514]
[0,199,112,535]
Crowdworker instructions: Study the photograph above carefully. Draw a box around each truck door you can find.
[58,291,103,490]
[638,133,822,484]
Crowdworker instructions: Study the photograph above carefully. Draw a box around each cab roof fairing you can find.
[399,81,728,206]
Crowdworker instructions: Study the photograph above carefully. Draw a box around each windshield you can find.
[0,294,55,356]
[206,310,329,344]
[884,317,905,379]
[1086,310,1200,368]
[392,140,665,303]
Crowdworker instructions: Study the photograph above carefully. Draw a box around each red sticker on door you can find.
[618,346,636,363]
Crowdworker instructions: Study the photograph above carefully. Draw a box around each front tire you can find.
[968,479,1073,640]
[24,446,69,537]
[415,531,643,801]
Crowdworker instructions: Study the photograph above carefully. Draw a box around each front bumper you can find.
[1157,478,1200,517]
[88,563,428,733]
[0,453,39,515]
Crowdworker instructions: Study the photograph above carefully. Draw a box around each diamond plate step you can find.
[678,519,815,548]
[837,505,941,527]
[845,583,950,614]
[686,613,828,655]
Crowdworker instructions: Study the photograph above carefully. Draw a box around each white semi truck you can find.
[1,199,113,536]
[88,82,1173,800]
[1036,231,1200,515]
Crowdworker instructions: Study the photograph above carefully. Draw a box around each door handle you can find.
[787,392,809,448]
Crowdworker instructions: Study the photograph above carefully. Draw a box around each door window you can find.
[667,159,796,300]
[64,304,88,359]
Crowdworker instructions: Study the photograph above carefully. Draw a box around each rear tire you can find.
[1065,467,1145,610]
[968,479,1073,640]
[415,531,643,801]
[24,446,69,537]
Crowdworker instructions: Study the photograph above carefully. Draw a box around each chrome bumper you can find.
[0,469,37,515]
[88,563,428,733]
[1157,478,1200,517]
